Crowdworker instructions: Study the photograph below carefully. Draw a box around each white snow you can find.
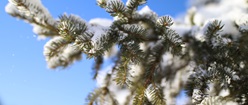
[188,0,220,7]
[139,6,152,15]
[103,45,118,59]
[95,64,131,105]
[219,89,230,97]
[8,0,53,19]
[45,44,82,69]
[43,37,68,68]
[108,84,130,105]
[184,0,248,39]
[97,0,109,4]
[96,64,114,87]
[62,45,81,60]
[23,0,52,19]
[191,26,205,42]
[138,5,158,21]
[114,89,130,104]
[88,25,107,42]
[236,14,248,32]
[88,18,119,59]
[6,0,57,39]
[171,24,191,37]
[88,18,113,42]
[5,3,17,15]
[89,18,112,27]
[33,25,50,35]
[129,63,142,78]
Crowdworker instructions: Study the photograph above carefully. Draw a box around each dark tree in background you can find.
[5,0,248,105]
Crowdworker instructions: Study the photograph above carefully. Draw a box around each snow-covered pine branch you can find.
[6,0,248,105]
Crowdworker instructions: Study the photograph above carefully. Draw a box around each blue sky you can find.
[0,0,187,105]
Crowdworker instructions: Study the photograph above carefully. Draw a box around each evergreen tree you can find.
[5,0,248,104]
